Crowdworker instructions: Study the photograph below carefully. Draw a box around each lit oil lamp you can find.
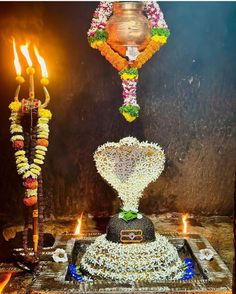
[20,43,35,102]
[0,273,12,293]
[12,38,24,100]
[182,213,189,234]
[75,212,84,237]
[34,45,50,107]
[11,39,51,260]
[17,42,50,106]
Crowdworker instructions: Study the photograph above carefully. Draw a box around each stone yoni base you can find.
[27,232,232,294]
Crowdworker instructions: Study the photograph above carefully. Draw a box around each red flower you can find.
[23,178,38,189]
[12,140,24,150]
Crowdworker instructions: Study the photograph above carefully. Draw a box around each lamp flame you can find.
[75,212,83,236]
[12,38,21,76]
[34,45,48,78]
[182,213,188,234]
[0,273,12,293]
[20,43,33,67]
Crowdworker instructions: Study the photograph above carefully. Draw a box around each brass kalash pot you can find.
[106,1,151,56]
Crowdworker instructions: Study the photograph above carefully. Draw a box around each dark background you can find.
[0,2,235,223]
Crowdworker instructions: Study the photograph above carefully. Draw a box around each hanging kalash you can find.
[88,1,170,122]
[9,39,52,268]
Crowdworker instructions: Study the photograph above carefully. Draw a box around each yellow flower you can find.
[31,164,42,171]
[35,154,45,160]
[122,112,137,122]
[31,168,40,175]
[9,101,21,112]
[120,73,138,80]
[23,171,31,179]
[38,108,52,119]
[16,156,27,164]
[35,150,46,156]
[151,35,167,44]
[17,162,28,168]
[15,150,25,156]
[91,40,104,49]
[34,158,44,165]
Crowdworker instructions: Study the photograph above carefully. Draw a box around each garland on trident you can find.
[9,40,51,263]
[87,1,170,122]
[9,101,52,207]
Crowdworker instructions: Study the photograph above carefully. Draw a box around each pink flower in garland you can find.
[87,2,113,36]
[119,68,140,122]
[122,79,138,106]
[145,1,168,29]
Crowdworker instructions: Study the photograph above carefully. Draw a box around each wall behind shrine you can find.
[0,2,235,222]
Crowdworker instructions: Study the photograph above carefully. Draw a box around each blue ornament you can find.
[68,263,84,282]
[180,275,191,280]
[180,265,196,281]
[184,258,194,268]
[185,268,195,277]
[183,269,195,281]
[75,276,84,282]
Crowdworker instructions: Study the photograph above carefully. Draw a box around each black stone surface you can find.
[106,214,156,243]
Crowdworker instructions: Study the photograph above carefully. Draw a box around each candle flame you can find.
[20,43,33,67]
[182,213,188,234]
[34,45,48,78]
[12,38,21,76]
[74,212,83,235]
[0,273,12,293]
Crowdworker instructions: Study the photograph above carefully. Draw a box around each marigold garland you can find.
[88,1,170,122]
[9,101,52,206]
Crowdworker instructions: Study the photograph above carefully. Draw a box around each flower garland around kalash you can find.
[87,1,170,122]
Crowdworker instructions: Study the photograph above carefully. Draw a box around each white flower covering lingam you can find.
[81,233,184,283]
[94,136,165,212]
[79,137,185,283]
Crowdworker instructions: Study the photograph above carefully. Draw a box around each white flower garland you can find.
[81,234,184,283]
[94,137,165,211]
[145,1,168,29]
[87,1,113,37]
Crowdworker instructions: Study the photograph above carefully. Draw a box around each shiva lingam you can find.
[27,138,232,292]
[78,137,186,283]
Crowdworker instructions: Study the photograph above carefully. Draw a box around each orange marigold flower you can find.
[23,196,37,207]
[37,139,49,147]
[98,42,128,71]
